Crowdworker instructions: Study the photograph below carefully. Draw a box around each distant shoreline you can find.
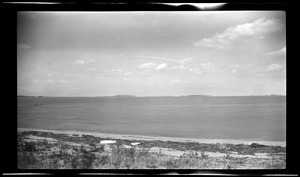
[18,95,286,98]
[18,128,286,147]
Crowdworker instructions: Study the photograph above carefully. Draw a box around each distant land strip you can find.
[18,94,286,98]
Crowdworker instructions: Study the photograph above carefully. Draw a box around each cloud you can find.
[188,62,217,74]
[73,60,85,65]
[171,65,188,70]
[194,18,283,49]
[156,63,167,70]
[101,69,126,76]
[73,59,95,65]
[265,63,282,71]
[139,56,179,63]
[201,62,217,72]
[17,44,31,50]
[139,56,192,64]
[201,62,212,68]
[179,65,187,70]
[137,62,156,69]
[106,69,123,75]
[179,57,192,64]
[263,47,286,58]
[189,68,202,74]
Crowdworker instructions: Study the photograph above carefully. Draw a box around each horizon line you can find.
[17,94,286,97]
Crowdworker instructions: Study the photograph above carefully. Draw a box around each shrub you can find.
[224,153,233,160]
[145,156,159,169]
[81,153,96,169]
[71,145,97,169]
[97,155,110,166]
[200,151,208,159]
[21,142,36,152]
[71,154,82,169]
[18,151,38,169]
[164,158,180,169]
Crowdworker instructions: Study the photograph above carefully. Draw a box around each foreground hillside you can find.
[18,130,286,169]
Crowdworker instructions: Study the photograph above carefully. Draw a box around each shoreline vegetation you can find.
[18,128,286,169]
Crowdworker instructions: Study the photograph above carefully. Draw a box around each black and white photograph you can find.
[16,10,287,170]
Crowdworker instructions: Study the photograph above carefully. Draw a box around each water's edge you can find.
[18,127,286,147]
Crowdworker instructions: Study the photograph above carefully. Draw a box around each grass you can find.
[17,130,286,169]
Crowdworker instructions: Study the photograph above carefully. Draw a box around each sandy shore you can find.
[18,128,286,147]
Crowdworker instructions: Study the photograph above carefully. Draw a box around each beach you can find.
[18,128,286,147]
[17,128,286,169]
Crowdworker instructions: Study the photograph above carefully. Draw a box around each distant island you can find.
[180,95,212,97]
[97,95,136,98]
[18,95,31,97]
[265,94,285,97]
[18,95,44,97]
[112,95,136,97]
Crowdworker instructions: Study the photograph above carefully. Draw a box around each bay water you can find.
[17,96,286,142]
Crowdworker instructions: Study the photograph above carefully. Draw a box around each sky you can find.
[17,11,286,96]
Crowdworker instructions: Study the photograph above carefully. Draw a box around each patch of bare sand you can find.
[146,147,273,159]
[23,135,58,143]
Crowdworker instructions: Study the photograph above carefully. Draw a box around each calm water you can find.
[17,96,286,141]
